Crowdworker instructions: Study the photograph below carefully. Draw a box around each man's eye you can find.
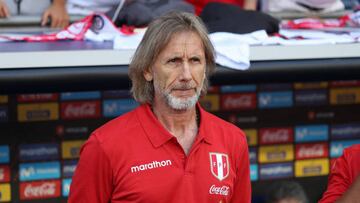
[168,58,181,63]
[191,58,201,63]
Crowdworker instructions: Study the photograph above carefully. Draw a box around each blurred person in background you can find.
[319,144,360,203]
[0,0,69,28]
[187,0,258,15]
[266,181,309,203]
[67,0,194,27]
[68,11,251,202]
[342,0,360,9]
[65,0,120,15]
[257,0,345,13]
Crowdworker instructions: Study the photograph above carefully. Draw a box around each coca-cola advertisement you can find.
[61,101,101,120]
[330,80,360,87]
[220,93,256,110]
[296,143,329,160]
[259,127,294,145]
[0,165,10,182]
[20,180,61,200]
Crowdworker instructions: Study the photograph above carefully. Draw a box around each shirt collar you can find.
[196,102,213,145]
[136,103,213,148]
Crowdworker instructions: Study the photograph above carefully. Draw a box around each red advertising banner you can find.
[259,127,294,145]
[296,143,329,160]
[220,93,256,110]
[17,94,59,102]
[0,166,10,182]
[61,101,101,120]
[20,180,61,200]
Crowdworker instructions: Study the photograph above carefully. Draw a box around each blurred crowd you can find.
[0,0,359,28]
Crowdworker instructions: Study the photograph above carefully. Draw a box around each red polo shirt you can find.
[319,144,360,203]
[68,103,251,202]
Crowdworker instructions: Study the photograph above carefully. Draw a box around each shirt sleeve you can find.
[68,133,113,203]
[319,150,351,203]
[230,131,252,203]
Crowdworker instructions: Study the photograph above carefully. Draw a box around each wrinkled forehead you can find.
[158,30,205,54]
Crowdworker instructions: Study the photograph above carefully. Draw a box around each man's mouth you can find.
[171,88,196,97]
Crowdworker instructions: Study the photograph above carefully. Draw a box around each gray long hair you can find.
[128,11,216,104]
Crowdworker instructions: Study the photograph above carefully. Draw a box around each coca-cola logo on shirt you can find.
[220,93,256,110]
[209,184,230,196]
[61,101,100,119]
[259,128,293,145]
[20,180,61,200]
[296,143,328,160]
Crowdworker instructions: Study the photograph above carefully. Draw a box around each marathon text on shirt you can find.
[130,160,172,173]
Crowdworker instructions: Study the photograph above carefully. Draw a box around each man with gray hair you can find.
[69,11,251,202]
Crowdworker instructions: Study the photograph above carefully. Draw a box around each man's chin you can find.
[166,95,198,110]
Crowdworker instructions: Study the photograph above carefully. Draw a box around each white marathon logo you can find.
[131,160,172,173]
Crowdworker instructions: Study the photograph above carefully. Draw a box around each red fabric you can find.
[187,0,245,15]
[319,144,360,203]
[68,103,251,203]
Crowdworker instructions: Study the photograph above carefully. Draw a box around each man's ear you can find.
[143,68,153,82]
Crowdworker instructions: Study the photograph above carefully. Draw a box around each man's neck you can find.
[152,102,199,155]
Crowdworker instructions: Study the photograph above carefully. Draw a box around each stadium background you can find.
[0,79,359,202]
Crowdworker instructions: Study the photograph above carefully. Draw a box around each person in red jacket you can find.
[187,0,257,15]
[319,144,360,203]
[68,11,251,203]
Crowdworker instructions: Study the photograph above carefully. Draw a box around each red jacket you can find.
[319,144,360,203]
[186,0,245,15]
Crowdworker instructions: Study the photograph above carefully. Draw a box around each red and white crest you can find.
[209,152,229,181]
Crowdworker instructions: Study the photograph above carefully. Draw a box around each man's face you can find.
[144,31,206,110]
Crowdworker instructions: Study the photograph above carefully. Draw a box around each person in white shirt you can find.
[0,0,69,28]
[66,0,120,15]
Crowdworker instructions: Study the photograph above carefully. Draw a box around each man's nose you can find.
[179,62,192,81]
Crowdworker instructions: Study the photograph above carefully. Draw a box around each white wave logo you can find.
[297,126,327,140]
[63,182,70,195]
[21,167,36,178]
[331,143,345,156]
[20,164,59,180]
[63,165,77,174]
[259,95,272,106]
[104,102,118,114]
